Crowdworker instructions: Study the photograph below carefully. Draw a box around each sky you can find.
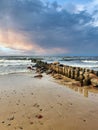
[0,0,98,56]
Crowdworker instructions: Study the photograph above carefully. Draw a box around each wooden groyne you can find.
[31,59,98,87]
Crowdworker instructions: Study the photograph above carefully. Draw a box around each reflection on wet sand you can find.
[79,87,83,94]
[74,87,78,92]
[67,85,89,97]
[83,88,88,97]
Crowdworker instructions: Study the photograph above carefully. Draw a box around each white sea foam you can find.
[61,62,98,68]
[81,60,98,63]
[0,59,32,65]
[0,59,35,75]
[0,56,98,75]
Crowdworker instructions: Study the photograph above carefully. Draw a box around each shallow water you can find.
[0,57,35,75]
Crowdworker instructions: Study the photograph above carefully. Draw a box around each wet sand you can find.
[0,72,98,130]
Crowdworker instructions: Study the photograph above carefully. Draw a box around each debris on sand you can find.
[34,74,43,78]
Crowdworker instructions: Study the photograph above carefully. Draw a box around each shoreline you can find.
[0,72,98,130]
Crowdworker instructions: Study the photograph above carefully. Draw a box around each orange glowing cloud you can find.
[35,47,69,55]
[0,29,69,55]
[0,29,34,51]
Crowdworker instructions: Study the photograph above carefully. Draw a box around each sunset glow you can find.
[0,0,98,56]
[0,30,33,51]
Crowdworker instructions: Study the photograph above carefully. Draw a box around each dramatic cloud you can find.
[0,0,98,55]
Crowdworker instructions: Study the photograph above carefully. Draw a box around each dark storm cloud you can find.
[0,0,98,55]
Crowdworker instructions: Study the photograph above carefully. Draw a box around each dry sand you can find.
[0,71,98,130]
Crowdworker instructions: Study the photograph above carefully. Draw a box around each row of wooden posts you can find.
[49,62,98,86]
[32,59,98,87]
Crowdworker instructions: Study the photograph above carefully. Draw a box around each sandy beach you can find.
[0,71,98,130]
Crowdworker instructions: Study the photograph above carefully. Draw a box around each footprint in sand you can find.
[33,103,40,108]
[7,115,15,121]
[70,103,73,106]
[50,106,53,108]
[83,119,86,122]
[7,123,11,126]
[40,109,43,111]
[31,93,34,95]
[1,121,5,124]
[19,126,23,129]
[30,121,34,125]
[35,114,43,119]
[57,103,62,106]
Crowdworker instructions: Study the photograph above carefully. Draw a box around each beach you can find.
[0,0,98,128]
[0,72,98,130]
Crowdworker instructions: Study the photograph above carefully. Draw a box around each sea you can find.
[0,56,98,75]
